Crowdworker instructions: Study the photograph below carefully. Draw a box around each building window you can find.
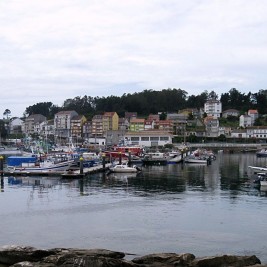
[150,137,159,141]
[160,137,169,141]
[141,137,149,141]
[131,137,140,141]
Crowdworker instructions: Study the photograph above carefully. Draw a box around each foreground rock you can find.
[0,245,265,267]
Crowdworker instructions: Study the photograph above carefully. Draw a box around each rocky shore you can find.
[0,245,266,267]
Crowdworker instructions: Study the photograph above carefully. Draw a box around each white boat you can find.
[248,165,267,173]
[109,163,140,173]
[7,153,74,174]
[166,151,182,164]
[184,155,208,164]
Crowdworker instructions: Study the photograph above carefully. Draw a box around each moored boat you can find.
[256,149,267,157]
[108,163,140,173]
[183,155,208,164]
[142,152,168,165]
[7,153,74,174]
[166,151,182,164]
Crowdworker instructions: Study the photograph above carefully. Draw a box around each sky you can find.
[1,0,267,117]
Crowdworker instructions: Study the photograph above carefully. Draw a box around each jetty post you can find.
[128,150,132,166]
[0,155,4,190]
[0,155,3,177]
[119,152,122,164]
[79,156,84,175]
[102,153,106,170]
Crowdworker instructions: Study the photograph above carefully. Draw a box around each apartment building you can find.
[54,110,78,138]
[204,100,222,118]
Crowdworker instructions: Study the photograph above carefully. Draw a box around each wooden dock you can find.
[2,163,114,179]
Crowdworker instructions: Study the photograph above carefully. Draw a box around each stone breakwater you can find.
[0,245,266,267]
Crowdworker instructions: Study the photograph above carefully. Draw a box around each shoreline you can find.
[0,245,265,267]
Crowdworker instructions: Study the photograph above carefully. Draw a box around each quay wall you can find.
[181,142,264,153]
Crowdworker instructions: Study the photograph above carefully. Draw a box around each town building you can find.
[54,110,78,142]
[248,109,259,125]
[222,109,240,118]
[239,115,252,128]
[92,115,103,137]
[23,114,46,135]
[9,118,23,134]
[204,117,220,137]
[124,130,173,147]
[103,112,119,132]
[129,118,145,132]
[70,115,87,142]
[204,100,222,118]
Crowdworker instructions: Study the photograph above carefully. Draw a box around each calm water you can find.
[1,152,267,262]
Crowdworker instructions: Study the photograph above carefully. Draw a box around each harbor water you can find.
[1,152,267,262]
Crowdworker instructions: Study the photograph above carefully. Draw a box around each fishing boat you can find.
[7,153,74,174]
[72,152,101,167]
[142,152,168,165]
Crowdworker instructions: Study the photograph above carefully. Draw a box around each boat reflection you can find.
[7,176,60,188]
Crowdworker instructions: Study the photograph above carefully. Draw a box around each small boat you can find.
[166,151,182,164]
[184,155,208,164]
[253,173,267,185]
[108,163,140,173]
[142,152,168,166]
[256,149,267,157]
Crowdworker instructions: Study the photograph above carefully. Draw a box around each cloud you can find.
[0,0,267,117]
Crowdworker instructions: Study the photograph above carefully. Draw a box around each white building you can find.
[204,100,222,118]
[9,118,23,134]
[248,109,259,125]
[124,130,173,147]
[239,115,252,128]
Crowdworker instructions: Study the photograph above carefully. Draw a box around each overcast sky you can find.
[1,0,267,117]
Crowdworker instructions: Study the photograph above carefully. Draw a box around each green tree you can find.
[25,102,60,118]
[3,109,11,119]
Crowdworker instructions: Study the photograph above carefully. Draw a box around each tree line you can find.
[21,88,267,119]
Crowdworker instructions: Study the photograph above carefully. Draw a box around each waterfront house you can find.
[247,126,267,140]
[231,129,247,139]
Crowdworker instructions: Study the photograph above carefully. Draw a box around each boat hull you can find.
[184,158,207,164]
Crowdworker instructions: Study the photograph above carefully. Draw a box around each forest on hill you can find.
[23,88,267,119]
